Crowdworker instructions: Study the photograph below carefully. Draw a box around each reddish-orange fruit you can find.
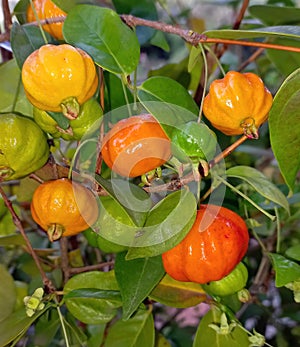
[162,205,249,284]
[31,178,99,241]
[27,0,66,40]
[101,114,171,178]
[203,71,273,138]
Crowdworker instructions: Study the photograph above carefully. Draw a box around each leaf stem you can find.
[214,174,276,221]
[197,44,208,123]
[29,0,48,45]
[275,207,281,253]
[56,304,70,347]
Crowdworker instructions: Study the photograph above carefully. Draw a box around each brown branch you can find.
[69,261,114,274]
[238,47,265,71]
[2,0,12,31]
[0,185,56,293]
[60,238,71,283]
[233,0,250,30]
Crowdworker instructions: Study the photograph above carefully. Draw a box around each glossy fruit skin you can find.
[33,98,103,141]
[203,71,273,137]
[202,262,248,296]
[162,204,249,284]
[31,178,99,241]
[101,114,171,178]
[22,44,98,113]
[27,0,66,40]
[0,113,49,181]
[171,121,217,162]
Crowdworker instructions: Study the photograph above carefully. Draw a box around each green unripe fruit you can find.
[202,262,248,297]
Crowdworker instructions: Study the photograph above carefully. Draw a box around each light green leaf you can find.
[193,307,249,347]
[226,166,290,213]
[125,189,197,259]
[63,5,140,74]
[64,271,121,324]
[52,0,99,12]
[269,68,300,192]
[0,265,17,322]
[269,253,300,287]
[104,307,155,347]
[115,253,165,320]
[149,274,207,308]
[0,59,32,116]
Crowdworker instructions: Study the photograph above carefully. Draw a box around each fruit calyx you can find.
[240,117,259,139]
[60,97,80,120]
[0,166,15,180]
[47,223,65,242]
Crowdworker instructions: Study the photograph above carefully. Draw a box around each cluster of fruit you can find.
[0,0,274,297]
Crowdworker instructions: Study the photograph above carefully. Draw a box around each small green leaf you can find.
[104,307,155,347]
[52,0,97,12]
[0,265,17,322]
[188,45,202,73]
[63,5,140,74]
[269,253,300,287]
[115,252,165,320]
[150,30,170,52]
[11,23,54,69]
[193,307,249,347]
[226,166,290,213]
[33,309,60,346]
[269,68,300,192]
[64,271,121,324]
[125,189,197,259]
[149,274,207,308]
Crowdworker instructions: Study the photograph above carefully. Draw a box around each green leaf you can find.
[33,309,60,346]
[52,0,100,12]
[266,38,300,76]
[204,26,300,40]
[125,189,197,259]
[226,166,290,213]
[149,274,207,308]
[10,23,54,69]
[150,30,170,52]
[249,5,300,26]
[155,333,172,347]
[269,68,300,192]
[115,252,165,320]
[285,245,300,261]
[0,306,48,347]
[269,253,300,287]
[138,77,199,136]
[0,265,17,322]
[188,45,202,73]
[63,5,140,74]
[193,307,249,347]
[0,59,33,116]
[64,271,121,324]
[104,307,155,347]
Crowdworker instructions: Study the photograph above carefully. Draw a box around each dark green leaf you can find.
[0,265,17,322]
[104,307,155,347]
[63,5,140,74]
[193,307,249,347]
[149,274,207,308]
[64,271,121,324]
[285,245,300,261]
[34,309,60,346]
[226,166,290,213]
[249,5,300,26]
[0,59,33,116]
[13,0,30,24]
[269,253,300,287]
[115,252,165,320]
[52,0,101,12]
[125,189,197,259]
[0,234,26,246]
[112,0,158,45]
[269,68,300,192]
[11,23,54,69]
[0,306,48,347]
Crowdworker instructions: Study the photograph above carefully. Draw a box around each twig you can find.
[60,238,71,283]
[238,47,265,71]
[0,184,56,293]
[233,0,250,30]
[69,261,114,274]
